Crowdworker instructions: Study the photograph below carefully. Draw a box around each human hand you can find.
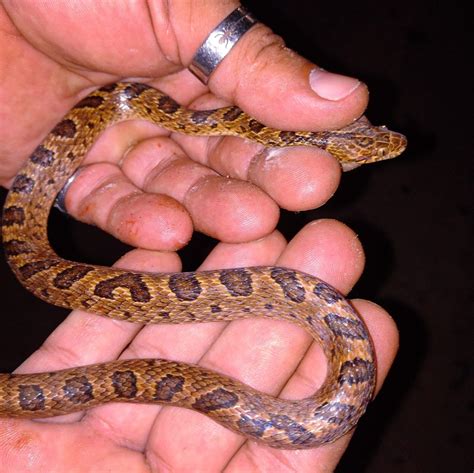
[0,220,398,472]
[0,0,368,249]
[0,1,398,471]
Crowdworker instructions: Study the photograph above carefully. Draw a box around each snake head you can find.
[331,117,407,171]
[365,126,407,162]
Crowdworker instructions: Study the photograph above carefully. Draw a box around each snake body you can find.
[0,83,406,449]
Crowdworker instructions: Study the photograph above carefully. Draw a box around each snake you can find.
[0,82,406,449]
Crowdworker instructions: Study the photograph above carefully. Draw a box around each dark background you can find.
[0,1,471,472]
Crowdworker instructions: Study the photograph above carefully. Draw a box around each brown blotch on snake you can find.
[51,119,77,138]
[314,281,344,304]
[219,268,253,297]
[11,174,35,194]
[191,109,218,125]
[31,145,55,167]
[74,95,104,109]
[271,414,316,445]
[157,94,180,114]
[168,273,202,301]
[94,272,151,303]
[222,107,244,122]
[3,239,33,257]
[0,82,407,449]
[112,370,138,399]
[19,259,60,280]
[238,415,269,438]
[315,402,357,427]
[18,384,45,411]
[324,313,367,340]
[155,375,185,402]
[248,118,265,134]
[53,265,95,290]
[98,83,119,93]
[270,267,306,303]
[192,388,239,413]
[123,83,150,99]
[63,376,94,404]
[338,357,376,386]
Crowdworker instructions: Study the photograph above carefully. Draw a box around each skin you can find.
[0,1,399,471]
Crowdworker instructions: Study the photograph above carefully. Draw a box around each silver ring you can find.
[189,6,258,84]
[54,170,81,214]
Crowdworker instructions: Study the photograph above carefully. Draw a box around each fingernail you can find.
[309,68,361,101]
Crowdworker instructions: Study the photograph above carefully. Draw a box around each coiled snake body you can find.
[0,83,406,448]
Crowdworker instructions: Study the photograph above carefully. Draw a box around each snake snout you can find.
[387,130,408,159]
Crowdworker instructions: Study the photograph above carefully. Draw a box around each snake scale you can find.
[0,82,406,449]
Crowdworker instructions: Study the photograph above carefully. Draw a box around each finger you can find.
[160,2,368,131]
[62,162,193,251]
[278,219,365,292]
[121,136,280,243]
[147,219,366,471]
[226,301,399,473]
[14,249,181,426]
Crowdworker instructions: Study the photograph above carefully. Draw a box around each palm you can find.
[0,1,398,471]
[1,1,184,185]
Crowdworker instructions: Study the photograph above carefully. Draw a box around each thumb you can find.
[172,2,368,131]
